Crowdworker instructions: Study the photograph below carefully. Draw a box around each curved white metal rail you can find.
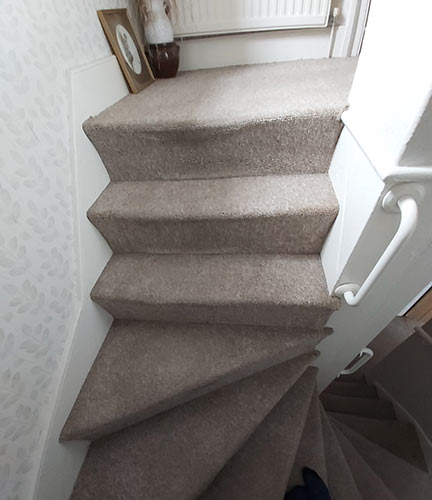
[336,194,419,306]
[339,348,374,376]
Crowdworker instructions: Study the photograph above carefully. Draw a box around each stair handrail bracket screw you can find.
[335,183,423,307]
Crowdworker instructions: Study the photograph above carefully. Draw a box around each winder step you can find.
[62,323,326,441]
[330,412,427,471]
[69,359,313,500]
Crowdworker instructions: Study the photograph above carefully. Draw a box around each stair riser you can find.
[89,212,337,255]
[84,115,342,181]
[91,296,334,330]
[321,399,396,420]
[324,383,378,399]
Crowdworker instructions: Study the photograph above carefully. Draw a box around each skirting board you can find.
[32,56,128,500]
[178,28,332,70]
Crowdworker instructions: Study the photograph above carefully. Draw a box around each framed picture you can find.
[98,9,154,93]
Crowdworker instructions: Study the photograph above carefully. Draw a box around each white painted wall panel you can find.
[34,55,128,500]
[178,28,331,70]
[318,127,432,390]
[321,128,386,292]
[318,0,432,392]
[348,0,432,166]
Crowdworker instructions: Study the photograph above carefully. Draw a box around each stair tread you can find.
[324,380,378,399]
[335,420,432,500]
[83,58,357,181]
[287,390,327,490]
[330,412,428,471]
[62,321,326,441]
[89,175,338,254]
[86,58,356,131]
[320,406,362,500]
[199,368,317,500]
[92,253,339,328]
[321,392,396,419]
[333,421,399,500]
[70,358,311,500]
[91,175,338,220]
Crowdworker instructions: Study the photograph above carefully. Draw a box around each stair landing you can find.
[87,57,357,129]
[83,57,358,181]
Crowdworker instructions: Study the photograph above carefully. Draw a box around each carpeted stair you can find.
[324,377,431,499]
[63,57,429,499]
[88,174,338,254]
[83,57,357,181]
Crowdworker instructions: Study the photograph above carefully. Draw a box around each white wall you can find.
[317,0,432,390]
[178,0,368,70]
[321,128,386,292]
[0,2,135,499]
[178,28,331,70]
[317,127,432,390]
[348,0,432,167]
[399,95,432,167]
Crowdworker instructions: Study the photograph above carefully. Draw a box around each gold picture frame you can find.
[98,9,154,93]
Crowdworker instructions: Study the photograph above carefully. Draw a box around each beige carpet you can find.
[64,57,428,500]
[83,57,357,180]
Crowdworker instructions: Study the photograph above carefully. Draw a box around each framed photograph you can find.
[98,9,154,93]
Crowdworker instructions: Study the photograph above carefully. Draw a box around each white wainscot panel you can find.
[34,55,128,500]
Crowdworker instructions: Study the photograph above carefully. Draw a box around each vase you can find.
[144,0,174,45]
[144,0,179,78]
[147,42,180,78]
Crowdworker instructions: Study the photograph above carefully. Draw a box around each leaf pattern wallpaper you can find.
[0,1,135,498]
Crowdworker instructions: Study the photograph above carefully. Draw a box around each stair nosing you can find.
[88,174,339,222]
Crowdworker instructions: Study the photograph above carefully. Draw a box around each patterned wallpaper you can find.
[0,1,135,498]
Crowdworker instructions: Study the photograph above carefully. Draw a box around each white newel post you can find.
[316,0,432,390]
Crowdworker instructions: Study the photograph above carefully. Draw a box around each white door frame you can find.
[339,0,371,57]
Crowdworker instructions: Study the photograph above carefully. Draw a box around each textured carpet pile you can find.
[63,57,428,500]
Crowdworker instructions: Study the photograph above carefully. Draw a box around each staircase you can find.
[62,58,429,499]
[322,378,431,499]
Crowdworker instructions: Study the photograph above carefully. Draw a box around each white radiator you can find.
[174,0,331,37]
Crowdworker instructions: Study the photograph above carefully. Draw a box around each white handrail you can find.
[339,348,374,376]
[336,194,419,306]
